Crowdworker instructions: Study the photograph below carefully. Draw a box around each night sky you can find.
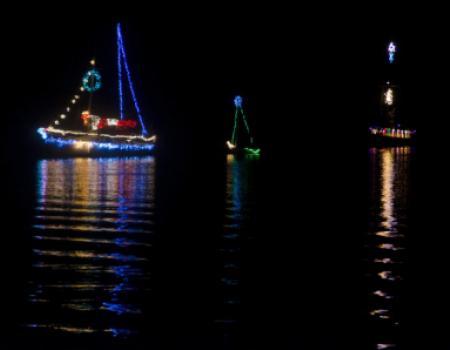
[1,6,450,348]
[2,10,439,155]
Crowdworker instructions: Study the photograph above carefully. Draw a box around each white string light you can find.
[384,88,394,106]
[45,126,156,142]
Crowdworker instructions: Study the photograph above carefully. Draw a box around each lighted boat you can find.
[36,23,155,155]
[226,96,261,156]
[369,126,416,144]
[369,42,415,145]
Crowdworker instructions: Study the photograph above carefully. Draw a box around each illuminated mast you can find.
[384,42,397,127]
[227,96,260,155]
[369,41,415,140]
[116,23,148,136]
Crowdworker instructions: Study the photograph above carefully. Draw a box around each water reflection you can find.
[24,157,155,340]
[216,154,259,330]
[368,147,413,348]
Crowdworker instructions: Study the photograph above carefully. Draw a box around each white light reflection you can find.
[380,149,396,232]
[368,147,413,347]
[377,344,396,349]
[27,157,156,337]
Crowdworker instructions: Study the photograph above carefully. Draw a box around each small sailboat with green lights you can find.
[369,41,416,144]
[36,23,155,155]
[226,96,260,156]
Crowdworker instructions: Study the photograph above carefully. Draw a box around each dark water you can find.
[2,154,261,349]
[24,157,156,344]
[367,147,413,349]
[215,155,259,329]
[0,145,420,349]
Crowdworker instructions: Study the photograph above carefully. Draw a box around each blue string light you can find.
[44,136,154,151]
[37,128,48,140]
[234,95,243,108]
[37,128,154,151]
[388,42,396,64]
[230,96,252,145]
[117,23,148,135]
[117,25,124,120]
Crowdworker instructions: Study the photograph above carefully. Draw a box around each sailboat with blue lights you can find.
[226,96,260,156]
[37,23,156,155]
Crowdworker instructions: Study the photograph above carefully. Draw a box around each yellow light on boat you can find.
[90,59,95,66]
[74,141,93,150]
[60,114,66,119]
[384,88,394,106]
[226,141,236,150]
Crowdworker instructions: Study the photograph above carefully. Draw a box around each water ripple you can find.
[23,157,156,341]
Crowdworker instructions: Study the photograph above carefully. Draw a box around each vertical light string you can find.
[117,23,148,136]
[241,109,251,138]
[117,24,124,120]
[231,109,239,145]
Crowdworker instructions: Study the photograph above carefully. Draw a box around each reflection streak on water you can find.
[216,154,258,327]
[368,147,412,348]
[24,157,155,339]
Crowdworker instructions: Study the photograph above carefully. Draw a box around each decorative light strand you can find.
[117,24,124,120]
[231,108,239,145]
[243,147,260,155]
[40,135,155,151]
[234,96,242,108]
[241,111,251,138]
[388,42,396,64]
[39,126,156,142]
[82,68,102,92]
[117,23,148,135]
[369,126,416,139]
[226,141,236,150]
[230,96,254,147]
[384,88,394,106]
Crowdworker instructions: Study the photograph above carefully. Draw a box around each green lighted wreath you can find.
[82,69,102,93]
